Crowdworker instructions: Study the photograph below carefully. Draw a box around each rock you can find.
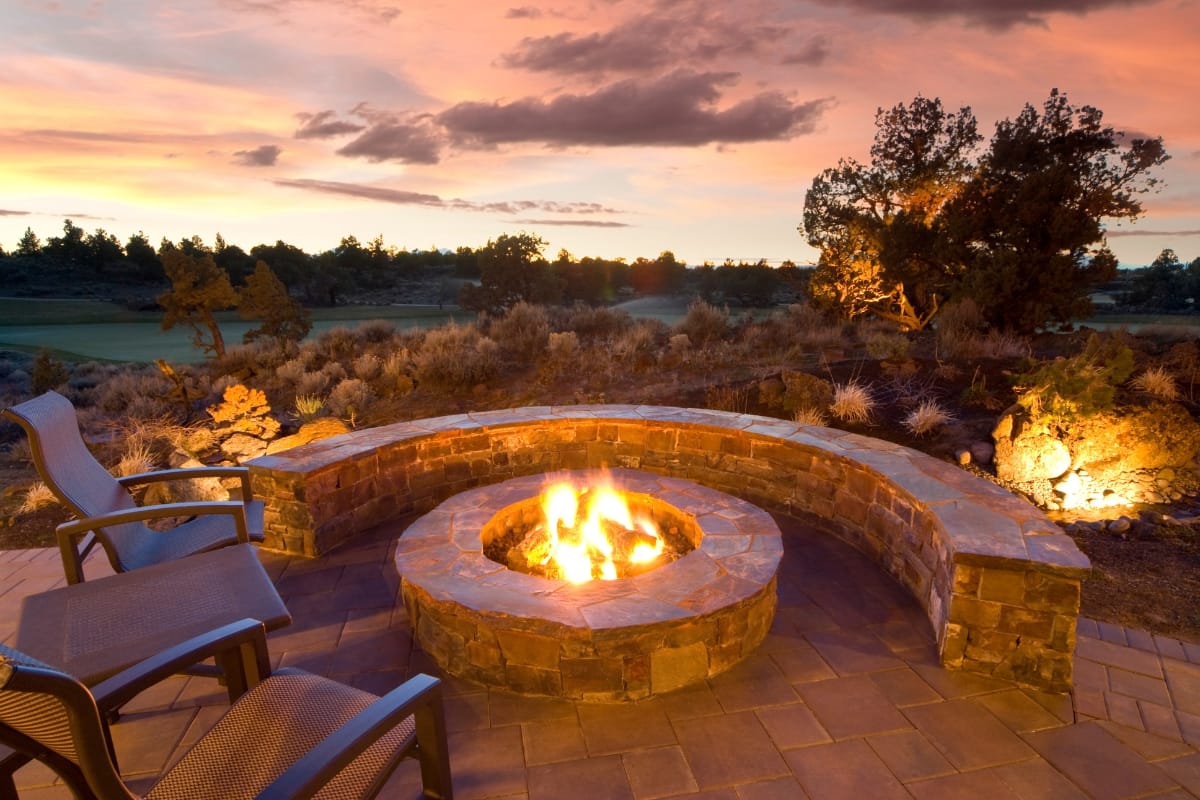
[1108,516,1132,534]
[955,449,971,466]
[266,417,352,455]
[220,433,269,462]
[969,441,995,465]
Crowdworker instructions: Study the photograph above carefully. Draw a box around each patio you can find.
[3,513,1198,799]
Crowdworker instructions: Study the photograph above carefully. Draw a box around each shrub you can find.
[296,370,329,398]
[1131,365,1181,401]
[326,378,374,421]
[782,371,834,413]
[207,384,281,440]
[1015,333,1135,423]
[783,303,847,350]
[862,329,910,361]
[413,322,502,389]
[352,353,382,381]
[902,400,955,437]
[561,305,633,340]
[491,302,551,361]
[276,358,306,384]
[830,380,876,425]
[356,319,398,344]
[674,300,728,346]
[612,320,665,368]
[292,394,326,423]
[31,350,69,395]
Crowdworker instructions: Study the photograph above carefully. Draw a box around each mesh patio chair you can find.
[0,619,454,800]
[2,390,265,584]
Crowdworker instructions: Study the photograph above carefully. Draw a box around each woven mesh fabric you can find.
[146,672,416,800]
[0,647,78,763]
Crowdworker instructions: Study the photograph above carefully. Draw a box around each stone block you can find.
[561,656,624,694]
[997,606,1056,640]
[496,628,562,669]
[979,568,1027,605]
[1022,572,1081,613]
[506,663,563,696]
[948,595,1002,629]
[650,642,708,694]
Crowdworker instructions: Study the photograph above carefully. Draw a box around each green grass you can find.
[0,299,467,363]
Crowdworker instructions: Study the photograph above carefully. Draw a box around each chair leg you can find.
[0,750,27,800]
[413,699,454,800]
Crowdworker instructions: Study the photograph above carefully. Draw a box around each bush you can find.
[490,302,551,361]
[674,300,728,346]
[560,305,633,340]
[830,380,876,425]
[31,350,69,395]
[326,378,374,421]
[705,385,751,414]
[413,322,502,389]
[1015,333,1135,423]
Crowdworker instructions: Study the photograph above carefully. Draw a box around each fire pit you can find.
[395,469,781,701]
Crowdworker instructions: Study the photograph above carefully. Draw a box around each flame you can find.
[539,477,663,583]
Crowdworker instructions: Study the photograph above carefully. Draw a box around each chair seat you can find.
[113,499,266,573]
[145,670,417,800]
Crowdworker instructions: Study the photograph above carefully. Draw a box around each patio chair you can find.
[2,390,265,584]
[0,618,454,800]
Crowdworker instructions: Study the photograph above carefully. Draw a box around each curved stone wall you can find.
[248,405,1090,692]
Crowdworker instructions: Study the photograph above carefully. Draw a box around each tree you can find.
[458,232,561,313]
[801,90,1168,332]
[44,219,90,268]
[16,228,40,257]
[158,243,238,358]
[950,90,1168,331]
[214,233,255,284]
[1127,249,1189,310]
[238,260,312,346]
[124,232,161,281]
[801,97,981,328]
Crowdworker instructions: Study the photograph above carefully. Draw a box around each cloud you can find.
[501,12,790,75]
[294,110,366,139]
[438,70,831,147]
[782,35,832,66]
[1107,229,1200,237]
[336,115,443,164]
[274,178,628,221]
[509,218,632,228]
[505,6,542,18]
[0,210,30,217]
[809,0,1154,29]
[233,144,282,167]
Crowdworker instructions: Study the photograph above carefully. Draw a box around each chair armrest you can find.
[257,673,451,800]
[118,466,254,500]
[90,618,271,711]
[57,501,251,542]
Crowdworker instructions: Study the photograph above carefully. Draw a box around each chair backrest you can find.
[1,392,135,521]
[0,644,135,800]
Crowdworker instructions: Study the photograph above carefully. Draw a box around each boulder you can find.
[266,417,352,455]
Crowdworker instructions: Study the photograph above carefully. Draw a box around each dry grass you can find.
[17,482,56,514]
[705,385,752,414]
[792,406,829,426]
[902,400,956,437]
[1131,366,1181,401]
[830,380,876,425]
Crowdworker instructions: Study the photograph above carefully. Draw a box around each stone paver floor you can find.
[2,515,1198,799]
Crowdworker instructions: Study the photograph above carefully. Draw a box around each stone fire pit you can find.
[395,469,781,701]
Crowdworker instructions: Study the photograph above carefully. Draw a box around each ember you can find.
[482,476,695,583]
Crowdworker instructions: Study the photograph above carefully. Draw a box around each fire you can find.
[537,478,664,583]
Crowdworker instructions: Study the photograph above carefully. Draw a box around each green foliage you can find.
[239,260,313,346]
[459,233,562,314]
[802,90,1169,332]
[674,300,729,346]
[1015,333,1135,423]
[30,349,68,395]
[158,243,238,358]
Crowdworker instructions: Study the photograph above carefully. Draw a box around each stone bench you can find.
[247,405,1090,692]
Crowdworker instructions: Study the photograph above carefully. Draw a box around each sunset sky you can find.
[1,0,1198,268]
